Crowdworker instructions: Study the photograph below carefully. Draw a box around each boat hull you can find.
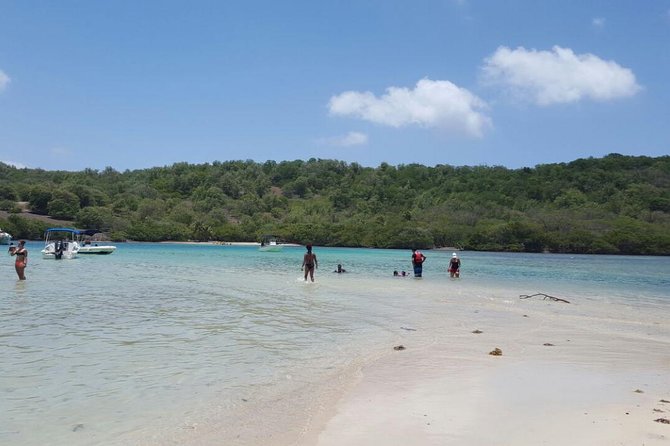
[78,245,116,254]
[259,245,283,252]
[0,232,11,245]
[42,250,79,260]
[42,242,79,259]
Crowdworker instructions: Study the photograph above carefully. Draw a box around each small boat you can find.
[0,228,11,245]
[259,235,283,252]
[76,229,116,255]
[42,228,80,259]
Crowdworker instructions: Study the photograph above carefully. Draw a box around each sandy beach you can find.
[4,246,668,446]
[165,283,670,446]
[305,301,669,446]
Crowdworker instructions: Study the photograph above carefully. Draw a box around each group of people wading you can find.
[302,245,461,282]
[8,241,460,284]
[411,249,461,278]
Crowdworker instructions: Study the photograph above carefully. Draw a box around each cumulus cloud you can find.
[317,131,369,147]
[329,79,491,138]
[481,45,641,105]
[0,70,10,91]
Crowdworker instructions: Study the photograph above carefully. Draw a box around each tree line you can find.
[1,153,669,254]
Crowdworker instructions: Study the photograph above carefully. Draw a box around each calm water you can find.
[1,243,669,445]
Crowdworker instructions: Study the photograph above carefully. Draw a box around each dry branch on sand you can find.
[519,293,570,304]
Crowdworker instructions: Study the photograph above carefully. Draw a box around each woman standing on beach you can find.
[10,240,28,280]
[302,244,318,282]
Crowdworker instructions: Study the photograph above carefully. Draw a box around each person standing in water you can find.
[411,248,426,277]
[302,244,318,282]
[10,240,28,280]
[448,252,461,278]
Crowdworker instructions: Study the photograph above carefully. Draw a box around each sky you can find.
[1,0,669,171]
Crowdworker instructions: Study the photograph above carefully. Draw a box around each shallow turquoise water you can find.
[1,243,668,445]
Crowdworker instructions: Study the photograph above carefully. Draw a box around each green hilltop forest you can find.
[1,153,669,254]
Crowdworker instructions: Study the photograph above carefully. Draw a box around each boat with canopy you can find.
[42,228,80,259]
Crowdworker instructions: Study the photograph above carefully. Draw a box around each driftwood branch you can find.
[519,293,570,304]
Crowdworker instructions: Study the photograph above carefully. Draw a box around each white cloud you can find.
[317,131,369,147]
[481,45,641,105]
[1,160,26,168]
[338,131,368,146]
[328,78,491,138]
[0,70,10,91]
[592,17,606,28]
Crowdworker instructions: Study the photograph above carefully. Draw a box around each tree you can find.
[191,221,213,241]
[28,186,53,215]
[47,190,81,219]
[4,214,48,239]
[0,184,17,201]
[76,207,115,231]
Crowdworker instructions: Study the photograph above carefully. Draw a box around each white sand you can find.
[305,296,670,446]
[140,286,670,446]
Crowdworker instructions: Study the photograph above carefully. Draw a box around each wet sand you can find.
[304,293,670,446]
[140,282,670,446]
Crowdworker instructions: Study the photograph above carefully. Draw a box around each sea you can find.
[1,242,669,445]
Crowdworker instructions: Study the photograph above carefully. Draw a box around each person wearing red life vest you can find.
[411,248,426,277]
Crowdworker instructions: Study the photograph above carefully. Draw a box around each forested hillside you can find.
[1,153,669,254]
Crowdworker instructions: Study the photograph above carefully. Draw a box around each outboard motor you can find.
[55,240,64,260]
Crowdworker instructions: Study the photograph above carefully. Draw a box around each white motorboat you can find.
[76,229,116,255]
[42,228,80,259]
[78,243,116,254]
[0,228,11,245]
[259,235,283,252]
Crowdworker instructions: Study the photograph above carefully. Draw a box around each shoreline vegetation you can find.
[2,153,669,255]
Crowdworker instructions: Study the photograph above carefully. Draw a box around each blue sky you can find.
[1,0,669,171]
